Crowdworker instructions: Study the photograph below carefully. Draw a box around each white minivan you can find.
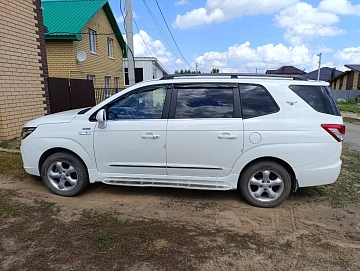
[20,74,345,207]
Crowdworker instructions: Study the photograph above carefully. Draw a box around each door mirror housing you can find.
[96,109,107,129]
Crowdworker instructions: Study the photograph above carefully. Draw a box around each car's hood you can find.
[23,108,85,127]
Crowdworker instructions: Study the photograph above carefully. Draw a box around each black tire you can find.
[41,152,89,197]
[239,161,291,208]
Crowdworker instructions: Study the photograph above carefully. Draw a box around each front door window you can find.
[107,87,166,120]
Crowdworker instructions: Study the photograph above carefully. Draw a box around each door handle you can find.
[218,133,237,139]
[142,133,160,139]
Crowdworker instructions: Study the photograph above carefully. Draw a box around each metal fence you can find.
[329,90,360,101]
[95,88,126,104]
[48,77,96,113]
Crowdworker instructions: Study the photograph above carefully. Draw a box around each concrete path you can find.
[344,122,360,151]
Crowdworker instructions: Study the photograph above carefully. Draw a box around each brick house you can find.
[0,0,49,140]
[329,65,360,90]
[42,0,127,88]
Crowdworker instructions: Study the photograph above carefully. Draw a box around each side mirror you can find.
[96,109,107,129]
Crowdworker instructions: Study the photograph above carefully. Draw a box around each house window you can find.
[87,74,94,81]
[107,38,113,58]
[105,76,111,97]
[153,68,157,79]
[105,76,110,88]
[114,77,119,92]
[89,29,96,53]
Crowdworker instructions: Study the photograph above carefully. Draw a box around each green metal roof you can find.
[42,0,127,57]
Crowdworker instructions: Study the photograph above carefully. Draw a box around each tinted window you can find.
[240,84,279,119]
[107,87,166,120]
[289,85,340,116]
[175,88,234,119]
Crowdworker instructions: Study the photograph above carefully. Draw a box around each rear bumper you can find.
[294,144,342,187]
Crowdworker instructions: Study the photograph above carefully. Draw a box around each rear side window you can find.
[175,88,234,118]
[240,84,279,119]
[289,85,340,116]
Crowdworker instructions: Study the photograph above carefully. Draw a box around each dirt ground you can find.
[341,111,360,120]
[1,171,360,270]
[0,122,359,270]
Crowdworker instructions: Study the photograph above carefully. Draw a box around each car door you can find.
[93,85,170,175]
[166,83,244,177]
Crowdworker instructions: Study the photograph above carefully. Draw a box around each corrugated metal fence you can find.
[48,77,96,113]
[330,90,360,101]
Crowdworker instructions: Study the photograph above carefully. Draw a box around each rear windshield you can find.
[289,85,340,116]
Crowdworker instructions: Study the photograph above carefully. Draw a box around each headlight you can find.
[21,127,36,140]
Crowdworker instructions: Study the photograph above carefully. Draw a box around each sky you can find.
[108,0,360,74]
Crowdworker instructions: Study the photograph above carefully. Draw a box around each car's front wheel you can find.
[239,161,291,208]
[41,152,89,196]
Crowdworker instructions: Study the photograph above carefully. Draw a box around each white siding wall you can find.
[124,58,166,82]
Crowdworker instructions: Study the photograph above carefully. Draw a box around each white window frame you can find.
[105,76,111,97]
[114,77,119,88]
[89,29,96,53]
[87,74,94,81]
[105,76,110,88]
[107,38,113,58]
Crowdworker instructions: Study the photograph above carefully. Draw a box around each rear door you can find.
[166,83,244,177]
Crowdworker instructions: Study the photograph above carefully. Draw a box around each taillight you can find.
[321,124,345,142]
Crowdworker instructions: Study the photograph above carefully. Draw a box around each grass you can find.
[0,189,54,221]
[284,240,292,249]
[0,137,21,150]
[337,101,360,114]
[295,147,360,207]
[0,152,28,179]
[343,117,360,125]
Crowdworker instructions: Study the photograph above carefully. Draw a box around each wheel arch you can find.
[38,148,88,174]
[238,156,297,191]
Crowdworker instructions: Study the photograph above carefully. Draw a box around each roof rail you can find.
[160,73,308,81]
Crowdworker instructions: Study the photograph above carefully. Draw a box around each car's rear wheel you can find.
[239,161,291,208]
[41,152,89,197]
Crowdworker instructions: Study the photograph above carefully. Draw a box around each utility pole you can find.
[317,53,322,81]
[196,62,198,73]
[125,0,135,86]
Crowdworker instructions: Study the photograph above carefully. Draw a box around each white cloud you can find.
[175,0,190,6]
[123,30,173,65]
[275,2,345,45]
[175,59,184,65]
[318,0,360,15]
[173,0,297,29]
[315,44,334,54]
[333,46,360,65]
[191,41,321,73]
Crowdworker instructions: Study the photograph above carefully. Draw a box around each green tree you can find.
[174,69,201,74]
[211,68,220,73]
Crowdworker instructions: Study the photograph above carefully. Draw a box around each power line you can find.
[153,0,191,68]
[133,18,155,58]
[141,0,180,60]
